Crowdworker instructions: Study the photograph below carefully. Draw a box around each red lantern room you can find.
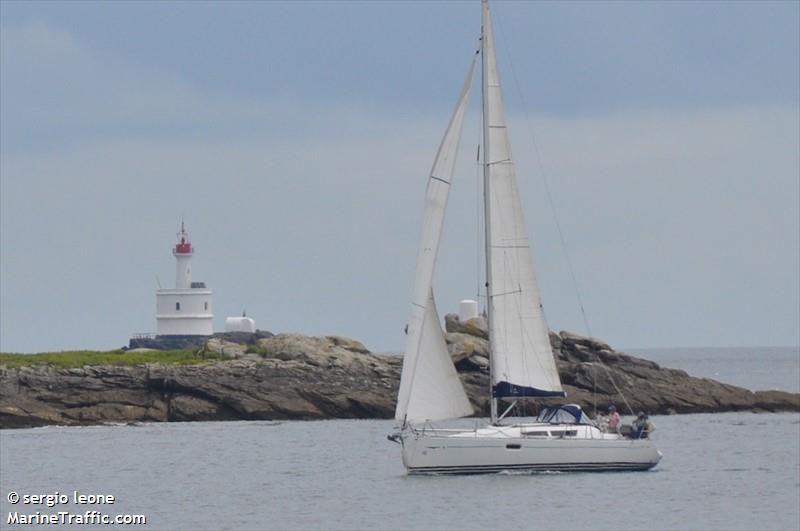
[174,221,193,255]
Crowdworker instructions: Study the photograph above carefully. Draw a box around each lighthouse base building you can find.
[156,283,213,336]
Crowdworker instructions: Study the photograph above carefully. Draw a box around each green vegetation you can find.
[245,344,266,355]
[0,349,226,369]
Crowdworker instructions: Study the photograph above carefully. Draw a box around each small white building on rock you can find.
[225,314,256,333]
[156,222,214,337]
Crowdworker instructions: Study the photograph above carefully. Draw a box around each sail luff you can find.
[481,0,565,399]
[395,57,477,424]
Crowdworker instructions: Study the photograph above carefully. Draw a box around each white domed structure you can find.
[225,316,256,333]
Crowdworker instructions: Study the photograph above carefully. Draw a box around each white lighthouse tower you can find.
[156,222,214,336]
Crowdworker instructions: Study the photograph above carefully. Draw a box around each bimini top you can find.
[536,404,593,425]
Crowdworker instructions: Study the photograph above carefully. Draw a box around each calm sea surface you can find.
[630,346,800,393]
[2,347,799,531]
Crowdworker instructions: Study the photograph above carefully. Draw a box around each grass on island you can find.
[0,349,226,369]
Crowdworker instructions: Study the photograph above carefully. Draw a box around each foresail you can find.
[482,0,564,398]
[398,292,473,424]
[395,56,477,425]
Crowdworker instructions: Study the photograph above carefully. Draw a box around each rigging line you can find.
[492,4,593,338]
[593,363,597,418]
[598,362,636,417]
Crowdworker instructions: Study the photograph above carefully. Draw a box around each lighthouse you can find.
[155,222,214,336]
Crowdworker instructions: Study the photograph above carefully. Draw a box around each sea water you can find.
[1,348,799,531]
[632,346,800,393]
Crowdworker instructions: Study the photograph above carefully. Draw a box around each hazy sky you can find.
[1,1,798,353]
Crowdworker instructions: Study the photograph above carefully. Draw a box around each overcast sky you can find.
[1,1,798,353]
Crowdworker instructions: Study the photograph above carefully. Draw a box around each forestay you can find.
[481,0,564,398]
[395,58,477,425]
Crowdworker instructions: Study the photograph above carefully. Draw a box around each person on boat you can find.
[606,405,621,433]
[632,412,654,439]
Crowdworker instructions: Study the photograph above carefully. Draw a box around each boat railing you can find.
[412,422,483,437]
[415,427,473,435]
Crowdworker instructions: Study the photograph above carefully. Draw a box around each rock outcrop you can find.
[1,327,797,428]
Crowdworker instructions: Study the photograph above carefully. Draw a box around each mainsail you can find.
[395,57,477,425]
[481,0,565,398]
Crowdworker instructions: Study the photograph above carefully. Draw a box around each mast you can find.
[481,0,498,425]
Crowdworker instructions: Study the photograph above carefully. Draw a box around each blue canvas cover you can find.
[536,404,593,425]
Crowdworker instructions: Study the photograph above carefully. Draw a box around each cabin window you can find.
[505,444,521,450]
[204,302,208,311]
[176,302,181,311]
[523,431,548,437]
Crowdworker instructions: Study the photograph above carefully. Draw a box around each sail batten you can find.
[481,0,565,399]
[395,57,477,425]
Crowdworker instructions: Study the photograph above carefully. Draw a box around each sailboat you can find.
[391,0,662,474]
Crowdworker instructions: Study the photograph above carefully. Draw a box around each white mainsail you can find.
[481,0,564,398]
[395,57,477,425]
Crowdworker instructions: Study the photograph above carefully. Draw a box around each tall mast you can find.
[481,0,498,425]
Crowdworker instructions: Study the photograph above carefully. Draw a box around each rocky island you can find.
[1,317,797,428]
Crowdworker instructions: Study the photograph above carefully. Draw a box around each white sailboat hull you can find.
[399,424,662,474]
